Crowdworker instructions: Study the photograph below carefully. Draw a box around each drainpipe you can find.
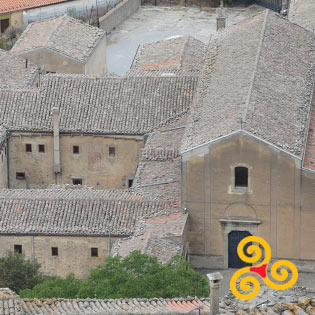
[207,272,223,315]
[31,235,35,269]
[6,132,10,189]
[52,108,61,176]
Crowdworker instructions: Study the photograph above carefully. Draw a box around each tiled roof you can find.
[133,116,187,201]
[127,69,200,77]
[0,0,69,14]
[0,288,210,314]
[0,74,197,135]
[0,188,177,236]
[182,11,315,158]
[112,211,188,264]
[131,35,206,72]
[288,0,315,32]
[0,49,38,89]
[11,16,105,63]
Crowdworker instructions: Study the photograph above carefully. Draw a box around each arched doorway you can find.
[228,230,252,268]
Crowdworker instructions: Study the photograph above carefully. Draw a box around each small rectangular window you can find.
[91,248,98,257]
[109,147,115,157]
[72,178,82,185]
[38,144,45,153]
[14,245,22,254]
[16,172,25,180]
[25,144,32,152]
[128,179,133,188]
[73,146,79,154]
[51,247,58,256]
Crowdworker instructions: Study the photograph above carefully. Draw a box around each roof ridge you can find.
[242,9,269,128]
[179,35,190,70]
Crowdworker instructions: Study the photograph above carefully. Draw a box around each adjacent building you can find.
[0,187,177,278]
[181,10,315,271]
[0,49,39,89]
[11,16,107,75]
[0,74,197,189]
[0,0,115,34]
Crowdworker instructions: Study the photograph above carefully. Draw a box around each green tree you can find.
[0,251,42,292]
[20,274,87,299]
[20,251,209,299]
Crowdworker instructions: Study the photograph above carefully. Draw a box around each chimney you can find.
[52,107,61,173]
[207,272,223,315]
[216,1,226,31]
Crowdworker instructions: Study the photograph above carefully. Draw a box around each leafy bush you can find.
[20,251,209,299]
[0,251,43,292]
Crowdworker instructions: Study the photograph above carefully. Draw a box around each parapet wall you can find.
[100,0,141,33]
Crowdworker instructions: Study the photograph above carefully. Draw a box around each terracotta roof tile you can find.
[0,187,177,236]
[0,0,70,14]
[112,211,188,264]
[0,49,38,89]
[11,16,105,63]
[131,35,206,72]
[0,74,197,135]
[182,11,315,158]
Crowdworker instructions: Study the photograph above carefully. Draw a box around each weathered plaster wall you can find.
[8,133,143,189]
[0,235,119,279]
[99,0,141,34]
[85,35,107,75]
[17,48,84,74]
[182,132,315,269]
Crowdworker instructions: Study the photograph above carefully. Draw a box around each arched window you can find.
[235,166,248,188]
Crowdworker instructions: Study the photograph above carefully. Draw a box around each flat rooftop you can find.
[106,4,265,75]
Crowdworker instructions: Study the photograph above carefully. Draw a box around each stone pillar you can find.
[207,272,223,315]
[52,107,61,173]
[216,1,226,31]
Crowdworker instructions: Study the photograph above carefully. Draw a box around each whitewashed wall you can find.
[23,0,118,24]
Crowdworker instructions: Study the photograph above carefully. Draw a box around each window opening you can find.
[14,245,22,254]
[91,248,98,257]
[72,178,82,185]
[26,144,32,152]
[235,166,248,188]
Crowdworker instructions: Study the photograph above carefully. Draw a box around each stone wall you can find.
[141,0,219,7]
[99,0,141,33]
[17,48,85,74]
[85,35,107,75]
[8,132,143,189]
[0,235,119,279]
[182,132,315,271]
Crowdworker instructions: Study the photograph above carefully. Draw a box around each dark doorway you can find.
[228,230,252,268]
[0,19,9,34]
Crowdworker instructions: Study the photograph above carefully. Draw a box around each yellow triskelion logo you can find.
[230,236,298,300]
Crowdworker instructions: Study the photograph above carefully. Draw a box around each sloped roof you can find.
[0,74,197,135]
[112,211,188,264]
[0,0,69,14]
[133,115,187,201]
[131,35,206,72]
[0,188,177,236]
[0,49,38,89]
[182,10,315,158]
[0,288,210,314]
[288,0,315,32]
[11,16,105,63]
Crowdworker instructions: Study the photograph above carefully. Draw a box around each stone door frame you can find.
[219,218,261,269]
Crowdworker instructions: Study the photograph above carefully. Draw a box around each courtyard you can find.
[106,4,265,75]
